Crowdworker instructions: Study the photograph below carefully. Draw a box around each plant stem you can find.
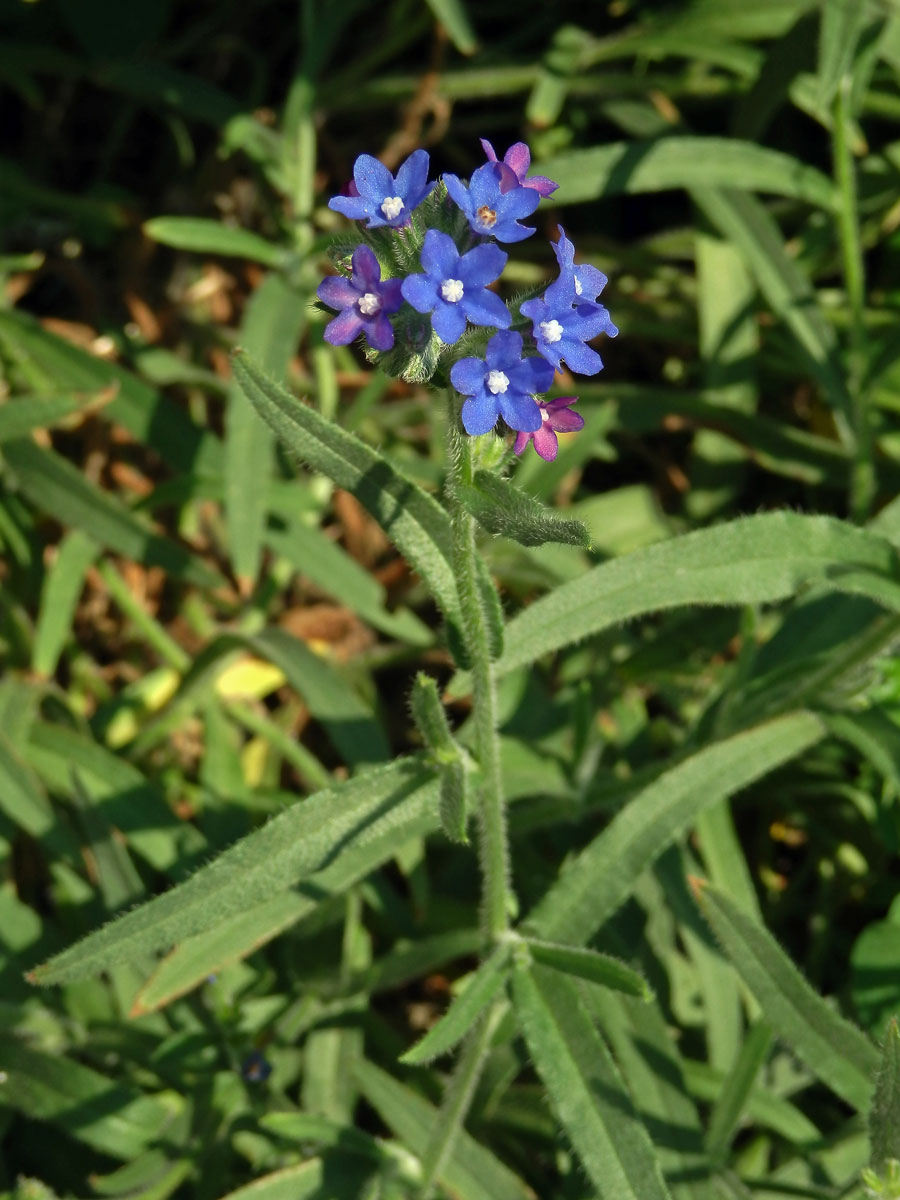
[833,76,873,522]
[419,1001,505,1198]
[445,414,511,943]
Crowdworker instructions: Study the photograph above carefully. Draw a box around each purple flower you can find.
[451,330,555,436]
[520,228,617,375]
[514,396,584,462]
[444,163,541,243]
[328,150,436,229]
[317,245,403,351]
[480,139,558,198]
[401,229,511,345]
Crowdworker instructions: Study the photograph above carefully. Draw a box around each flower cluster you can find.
[318,142,616,461]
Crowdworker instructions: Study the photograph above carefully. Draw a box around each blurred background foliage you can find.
[3,0,900,1197]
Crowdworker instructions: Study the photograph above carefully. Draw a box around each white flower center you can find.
[440,278,464,303]
[574,275,583,296]
[358,292,381,316]
[380,195,404,220]
[540,407,551,423]
[487,370,509,395]
[540,319,564,344]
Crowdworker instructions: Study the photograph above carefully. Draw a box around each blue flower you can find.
[328,150,436,229]
[480,139,558,198]
[444,163,541,243]
[401,230,511,345]
[547,225,612,307]
[317,245,404,351]
[520,227,617,375]
[241,1051,272,1083]
[451,330,555,435]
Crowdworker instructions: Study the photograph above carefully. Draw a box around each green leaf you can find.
[132,778,442,1013]
[422,0,478,54]
[0,729,56,838]
[705,1021,773,1162]
[695,882,878,1112]
[0,393,110,442]
[31,529,98,676]
[215,1159,373,1200]
[266,516,431,645]
[28,756,435,984]
[817,0,869,110]
[2,438,222,589]
[526,711,824,946]
[511,963,674,1200]
[0,308,221,476]
[400,947,509,1065]
[870,1019,900,1173]
[538,138,836,208]
[226,274,308,585]
[232,349,462,632]
[691,189,850,415]
[0,1034,181,1160]
[167,627,390,766]
[460,470,590,548]
[524,938,650,998]
[496,513,900,676]
[354,1058,532,1200]
[143,217,286,266]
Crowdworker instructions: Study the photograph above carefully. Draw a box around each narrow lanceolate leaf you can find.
[28,756,435,985]
[143,216,286,267]
[497,513,900,675]
[817,0,869,110]
[232,349,461,628]
[216,1158,374,1200]
[538,138,836,209]
[400,948,509,1065]
[0,392,113,441]
[2,438,221,588]
[512,964,674,1200]
[705,1021,773,1163]
[226,274,308,585]
[525,939,650,998]
[354,1059,531,1200]
[461,471,590,548]
[132,778,441,1013]
[526,712,824,947]
[695,883,878,1113]
[870,1019,900,1172]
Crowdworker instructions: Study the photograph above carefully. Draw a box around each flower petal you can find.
[462,393,499,435]
[401,274,438,313]
[496,186,541,220]
[546,407,584,433]
[324,307,364,345]
[513,430,532,455]
[420,229,460,280]
[498,391,542,432]
[467,162,503,207]
[457,242,507,287]
[508,354,555,395]
[317,275,359,311]
[559,336,603,375]
[328,194,371,222]
[532,422,559,461]
[432,301,467,344]
[495,162,520,194]
[492,218,535,243]
[524,174,558,197]
[484,329,523,366]
[450,357,487,397]
[353,154,394,202]
[503,142,531,178]
[443,173,471,215]
[480,138,498,163]
[365,313,395,351]
[351,244,383,290]
[460,290,511,330]
[394,149,430,199]
[380,278,405,312]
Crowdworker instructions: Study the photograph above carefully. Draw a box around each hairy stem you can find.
[446,413,511,942]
